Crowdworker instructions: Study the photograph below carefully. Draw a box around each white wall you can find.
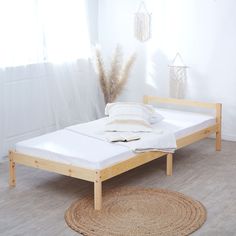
[98,0,148,102]
[98,0,236,141]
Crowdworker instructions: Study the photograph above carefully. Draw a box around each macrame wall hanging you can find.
[134,1,152,42]
[169,53,188,99]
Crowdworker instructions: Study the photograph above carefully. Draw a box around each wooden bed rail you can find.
[8,149,172,211]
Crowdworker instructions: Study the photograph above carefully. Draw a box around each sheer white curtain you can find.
[0,0,44,67]
[46,60,104,129]
[0,0,91,66]
[0,0,104,134]
[38,0,91,63]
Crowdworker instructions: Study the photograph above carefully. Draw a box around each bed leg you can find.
[216,131,221,151]
[216,103,222,151]
[166,153,173,176]
[9,152,16,187]
[94,179,102,210]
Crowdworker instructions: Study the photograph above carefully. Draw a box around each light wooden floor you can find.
[1,139,236,236]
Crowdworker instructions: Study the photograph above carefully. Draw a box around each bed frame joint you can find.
[9,151,16,187]
[216,103,222,151]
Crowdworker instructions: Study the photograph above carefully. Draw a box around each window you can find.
[0,0,90,68]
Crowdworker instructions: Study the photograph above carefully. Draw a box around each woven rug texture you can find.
[65,187,207,236]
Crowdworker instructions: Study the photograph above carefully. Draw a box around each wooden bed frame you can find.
[8,96,222,210]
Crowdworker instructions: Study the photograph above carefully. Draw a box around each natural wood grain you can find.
[176,125,217,149]
[144,95,218,109]
[100,152,166,181]
[216,103,222,151]
[166,153,173,176]
[11,152,97,182]
[94,180,102,210]
[9,152,16,187]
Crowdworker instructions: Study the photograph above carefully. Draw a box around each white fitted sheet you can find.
[15,108,216,170]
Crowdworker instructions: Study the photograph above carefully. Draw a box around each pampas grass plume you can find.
[95,46,136,103]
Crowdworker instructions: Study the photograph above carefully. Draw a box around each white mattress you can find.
[15,108,215,170]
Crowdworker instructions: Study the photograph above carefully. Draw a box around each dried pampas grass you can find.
[95,46,136,104]
[95,50,109,104]
[108,46,123,103]
[114,53,136,102]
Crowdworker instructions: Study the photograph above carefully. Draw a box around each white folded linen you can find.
[66,117,177,153]
[115,131,176,153]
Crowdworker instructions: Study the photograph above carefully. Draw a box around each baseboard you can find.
[0,155,7,163]
[209,131,236,142]
[222,133,236,142]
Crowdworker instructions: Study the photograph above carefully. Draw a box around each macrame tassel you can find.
[134,2,151,42]
[169,53,188,99]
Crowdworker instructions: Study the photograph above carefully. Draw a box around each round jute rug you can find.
[65,187,207,236]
